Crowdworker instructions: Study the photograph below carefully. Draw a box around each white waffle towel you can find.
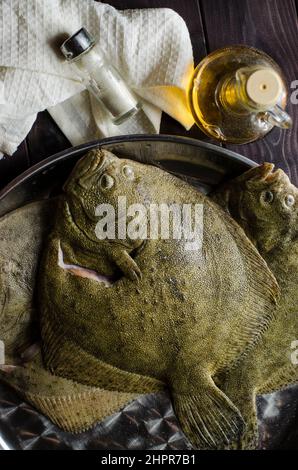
[0,0,194,156]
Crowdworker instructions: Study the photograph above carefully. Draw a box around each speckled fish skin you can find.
[212,163,298,449]
[0,350,139,434]
[0,199,142,434]
[0,201,54,362]
[39,149,279,449]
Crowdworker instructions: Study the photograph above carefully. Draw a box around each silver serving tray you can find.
[0,135,296,450]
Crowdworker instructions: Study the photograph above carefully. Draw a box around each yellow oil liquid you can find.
[188,45,288,144]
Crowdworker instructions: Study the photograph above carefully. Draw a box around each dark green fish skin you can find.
[212,163,298,449]
[0,200,142,433]
[0,350,139,434]
[39,149,279,449]
[0,200,55,362]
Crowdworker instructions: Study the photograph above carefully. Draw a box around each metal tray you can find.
[0,135,297,450]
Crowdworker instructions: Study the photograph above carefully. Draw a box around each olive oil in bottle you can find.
[188,45,292,144]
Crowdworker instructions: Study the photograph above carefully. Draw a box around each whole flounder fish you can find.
[213,163,298,449]
[36,149,279,448]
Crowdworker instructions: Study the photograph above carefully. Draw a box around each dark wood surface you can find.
[0,0,297,190]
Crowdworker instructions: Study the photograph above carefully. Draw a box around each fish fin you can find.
[227,393,258,450]
[223,402,258,450]
[258,364,298,395]
[220,374,258,449]
[172,377,245,449]
[0,363,139,433]
[110,247,142,282]
[238,401,258,450]
[211,203,280,370]
[41,312,164,394]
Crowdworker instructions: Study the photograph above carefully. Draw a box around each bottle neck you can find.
[216,72,259,115]
[216,66,282,115]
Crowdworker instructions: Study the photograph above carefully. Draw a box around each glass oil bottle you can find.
[188,45,292,144]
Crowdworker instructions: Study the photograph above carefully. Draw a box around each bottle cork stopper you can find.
[246,68,283,106]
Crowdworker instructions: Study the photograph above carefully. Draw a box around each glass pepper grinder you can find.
[61,27,142,125]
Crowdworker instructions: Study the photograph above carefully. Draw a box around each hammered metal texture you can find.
[0,382,297,450]
[0,385,191,450]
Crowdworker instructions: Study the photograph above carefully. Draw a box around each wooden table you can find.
[0,0,297,190]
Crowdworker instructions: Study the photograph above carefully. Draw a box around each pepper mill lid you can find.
[61,27,95,61]
[246,68,283,107]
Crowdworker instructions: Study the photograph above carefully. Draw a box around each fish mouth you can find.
[253,163,278,182]
[246,163,290,186]
[261,165,287,184]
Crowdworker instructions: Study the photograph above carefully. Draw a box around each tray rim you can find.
[0,134,257,202]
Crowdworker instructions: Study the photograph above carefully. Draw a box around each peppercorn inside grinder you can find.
[61,28,142,125]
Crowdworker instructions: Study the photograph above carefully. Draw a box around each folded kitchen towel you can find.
[0,0,194,157]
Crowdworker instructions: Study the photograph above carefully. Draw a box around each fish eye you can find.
[122,165,134,180]
[260,190,274,205]
[285,194,295,208]
[99,173,114,190]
